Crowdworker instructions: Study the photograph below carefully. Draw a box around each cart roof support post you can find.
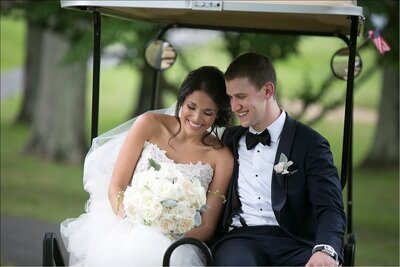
[341,15,360,236]
[91,10,101,142]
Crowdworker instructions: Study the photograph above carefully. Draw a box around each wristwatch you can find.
[312,244,339,264]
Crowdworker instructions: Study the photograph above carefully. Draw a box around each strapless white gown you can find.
[61,140,213,266]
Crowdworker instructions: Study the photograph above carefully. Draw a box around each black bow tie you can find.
[245,129,271,150]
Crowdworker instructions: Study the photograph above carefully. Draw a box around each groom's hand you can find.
[305,252,338,267]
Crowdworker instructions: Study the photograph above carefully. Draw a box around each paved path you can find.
[1,214,68,266]
[0,69,23,100]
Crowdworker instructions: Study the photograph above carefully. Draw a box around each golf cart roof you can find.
[61,0,364,36]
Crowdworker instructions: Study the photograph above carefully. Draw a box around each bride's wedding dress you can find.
[61,136,213,266]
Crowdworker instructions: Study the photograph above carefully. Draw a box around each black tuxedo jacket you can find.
[220,113,346,260]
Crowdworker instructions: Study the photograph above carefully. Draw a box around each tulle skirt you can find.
[61,206,204,266]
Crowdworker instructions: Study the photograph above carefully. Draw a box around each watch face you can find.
[323,245,335,256]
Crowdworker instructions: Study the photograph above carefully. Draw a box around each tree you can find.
[2,1,93,164]
[358,0,399,168]
[25,29,88,163]
[16,24,44,123]
[224,32,299,61]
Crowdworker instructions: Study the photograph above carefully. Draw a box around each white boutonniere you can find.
[274,153,296,175]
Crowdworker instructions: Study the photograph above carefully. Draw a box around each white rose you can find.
[274,162,285,174]
[123,186,143,222]
[181,178,206,208]
[152,178,180,201]
[193,185,206,208]
[181,179,196,203]
[174,204,196,233]
[141,194,163,223]
[125,204,142,223]
[176,216,195,234]
[123,186,141,207]
[156,215,177,234]
[176,202,195,224]
[159,163,183,181]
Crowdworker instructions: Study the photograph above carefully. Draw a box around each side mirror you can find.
[330,48,362,80]
[144,39,177,71]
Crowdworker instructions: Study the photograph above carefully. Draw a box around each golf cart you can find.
[43,1,364,266]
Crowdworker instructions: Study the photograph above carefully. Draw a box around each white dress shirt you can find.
[231,111,286,227]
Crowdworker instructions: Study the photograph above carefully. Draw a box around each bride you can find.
[60,66,234,266]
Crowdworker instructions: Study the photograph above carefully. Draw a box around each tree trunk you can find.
[24,28,87,165]
[362,62,399,168]
[16,24,44,123]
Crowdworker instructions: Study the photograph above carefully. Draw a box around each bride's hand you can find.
[116,212,127,221]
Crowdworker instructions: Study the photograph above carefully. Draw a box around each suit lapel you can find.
[226,126,247,159]
[229,127,247,211]
[221,126,247,224]
[272,113,297,216]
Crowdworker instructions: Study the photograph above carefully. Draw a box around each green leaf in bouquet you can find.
[148,158,161,171]
[199,204,208,213]
[194,211,202,227]
[162,199,178,207]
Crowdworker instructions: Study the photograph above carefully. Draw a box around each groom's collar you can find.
[248,110,286,144]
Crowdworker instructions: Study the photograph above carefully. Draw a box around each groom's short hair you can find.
[225,52,276,90]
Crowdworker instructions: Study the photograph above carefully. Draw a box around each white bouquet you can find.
[123,159,207,240]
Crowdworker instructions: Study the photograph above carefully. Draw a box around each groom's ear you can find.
[262,82,275,99]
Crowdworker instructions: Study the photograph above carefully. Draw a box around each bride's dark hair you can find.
[171,66,232,147]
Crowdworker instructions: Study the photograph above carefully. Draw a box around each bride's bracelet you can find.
[207,190,226,204]
[116,191,124,215]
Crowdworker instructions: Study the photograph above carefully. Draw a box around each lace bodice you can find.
[133,141,213,190]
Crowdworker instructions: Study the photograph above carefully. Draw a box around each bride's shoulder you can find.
[139,112,175,121]
[212,144,234,177]
[215,144,233,162]
[134,112,176,131]
[205,136,233,162]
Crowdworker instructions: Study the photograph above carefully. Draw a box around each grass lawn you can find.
[1,97,88,222]
[0,16,26,71]
[353,168,399,265]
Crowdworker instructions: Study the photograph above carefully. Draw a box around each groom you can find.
[213,53,346,266]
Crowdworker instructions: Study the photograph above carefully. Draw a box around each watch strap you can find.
[312,244,339,264]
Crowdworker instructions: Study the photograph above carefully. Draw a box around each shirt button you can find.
[255,174,258,177]
[260,208,263,211]
[258,197,261,200]
[257,150,260,153]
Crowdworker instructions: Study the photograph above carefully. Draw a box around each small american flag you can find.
[368,30,391,55]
